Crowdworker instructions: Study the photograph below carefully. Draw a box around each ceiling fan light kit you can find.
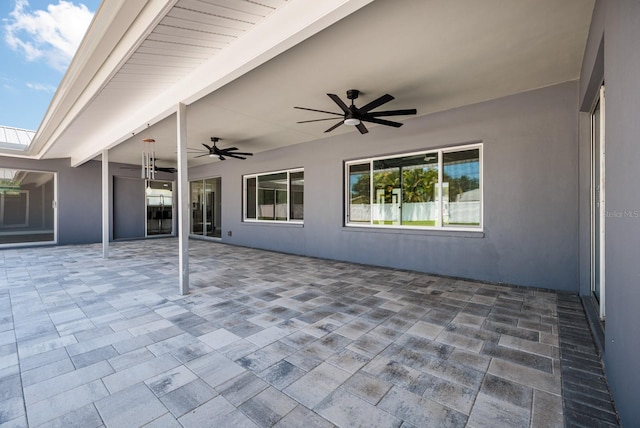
[295,89,417,134]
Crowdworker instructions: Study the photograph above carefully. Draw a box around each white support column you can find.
[101,149,109,258]
[177,103,189,295]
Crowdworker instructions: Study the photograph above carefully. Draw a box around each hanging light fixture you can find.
[141,124,155,180]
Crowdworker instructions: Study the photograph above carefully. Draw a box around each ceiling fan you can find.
[193,137,253,161]
[295,89,417,134]
[153,165,177,173]
[121,160,176,175]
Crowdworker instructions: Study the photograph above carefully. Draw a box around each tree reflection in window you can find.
[346,146,481,228]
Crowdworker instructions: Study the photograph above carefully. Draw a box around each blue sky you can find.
[0,0,100,131]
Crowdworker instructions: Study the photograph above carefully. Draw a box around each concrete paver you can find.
[0,239,620,427]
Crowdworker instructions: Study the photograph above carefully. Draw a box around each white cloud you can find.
[26,82,57,93]
[0,75,17,92]
[4,0,94,72]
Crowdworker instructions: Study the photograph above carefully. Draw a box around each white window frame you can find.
[590,85,606,320]
[243,168,304,224]
[345,143,483,231]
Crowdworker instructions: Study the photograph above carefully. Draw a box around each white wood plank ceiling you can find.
[102,0,286,103]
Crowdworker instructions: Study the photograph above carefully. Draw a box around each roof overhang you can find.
[4,0,595,167]
[27,0,375,166]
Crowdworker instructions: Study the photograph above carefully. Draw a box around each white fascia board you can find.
[36,0,178,159]
[0,150,35,159]
[68,0,374,166]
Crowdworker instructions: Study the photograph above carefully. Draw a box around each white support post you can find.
[101,149,109,258]
[177,103,189,295]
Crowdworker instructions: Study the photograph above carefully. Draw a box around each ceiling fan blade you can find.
[366,108,417,117]
[156,167,177,173]
[222,147,238,151]
[297,117,344,123]
[202,143,212,150]
[325,120,344,133]
[361,117,404,128]
[327,94,351,114]
[356,123,369,134]
[222,151,253,156]
[218,155,225,161]
[225,153,246,160]
[294,106,343,116]
[358,94,394,113]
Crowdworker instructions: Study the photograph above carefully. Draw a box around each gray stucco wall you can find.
[191,81,580,291]
[58,160,102,245]
[0,157,174,245]
[579,0,640,424]
[108,163,175,241]
[113,176,145,240]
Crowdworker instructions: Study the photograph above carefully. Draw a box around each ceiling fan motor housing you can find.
[294,89,417,134]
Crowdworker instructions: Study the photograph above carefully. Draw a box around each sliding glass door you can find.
[145,180,173,236]
[190,177,221,238]
[591,85,605,320]
[0,168,56,245]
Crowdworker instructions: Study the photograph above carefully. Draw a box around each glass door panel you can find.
[204,178,221,237]
[0,169,56,245]
[591,85,605,319]
[190,181,204,235]
[190,178,221,238]
[593,99,601,303]
[146,180,173,236]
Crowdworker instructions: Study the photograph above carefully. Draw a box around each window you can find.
[345,144,481,230]
[244,169,304,222]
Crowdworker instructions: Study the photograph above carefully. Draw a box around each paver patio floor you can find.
[0,239,618,427]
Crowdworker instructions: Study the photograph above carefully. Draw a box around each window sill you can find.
[342,224,484,238]
[242,220,304,228]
